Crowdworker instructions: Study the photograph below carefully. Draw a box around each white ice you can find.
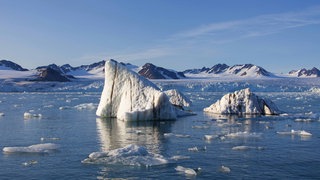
[3,143,59,154]
[96,60,177,121]
[225,131,262,138]
[82,144,169,167]
[23,112,42,119]
[204,88,280,115]
[175,165,200,176]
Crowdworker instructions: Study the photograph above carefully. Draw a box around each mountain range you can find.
[0,59,319,82]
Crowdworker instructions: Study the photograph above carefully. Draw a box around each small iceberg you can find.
[74,103,97,110]
[219,165,231,173]
[225,131,262,138]
[22,160,38,166]
[232,146,264,151]
[23,112,42,119]
[204,88,280,115]
[175,165,201,176]
[3,143,59,154]
[277,129,312,137]
[82,144,169,167]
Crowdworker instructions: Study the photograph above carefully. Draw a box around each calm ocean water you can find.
[0,91,319,179]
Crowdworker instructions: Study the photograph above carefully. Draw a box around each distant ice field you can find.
[0,79,319,179]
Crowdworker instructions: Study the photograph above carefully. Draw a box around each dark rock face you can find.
[184,63,273,77]
[138,63,186,79]
[0,60,28,71]
[34,67,71,82]
[289,67,320,77]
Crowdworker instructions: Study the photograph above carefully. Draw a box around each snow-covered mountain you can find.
[138,63,186,79]
[0,60,28,71]
[184,63,274,78]
[289,67,320,77]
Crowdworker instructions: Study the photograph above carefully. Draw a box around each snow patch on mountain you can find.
[184,64,275,78]
[289,67,320,77]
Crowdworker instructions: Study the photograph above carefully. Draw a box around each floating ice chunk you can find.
[82,144,169,167]
[164,133,190,138]
[204,135,218,141]
[225,131,262,138]
[3,143,59,154]
[170,155,190,161]
[59,106,72,110]
[0,112,4,116]
[40,137,60,141]
[299,130,312,136]
[188,146,198,152]
[22,160,38,166]
[188,146,206,152]
[294,118,313,122]
[232,146,252,151]
[74,103,97,110]
[192,125,210,129]
[23,112,42,119]
[204,88,280,115]
[232,146,264,151]
[277,129,312,137]
[219,165,231,173]
[175,165,200,176]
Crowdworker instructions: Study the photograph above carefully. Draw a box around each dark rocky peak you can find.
[138,63,185,79]
[0,60,28,71]
[34,67,71,82]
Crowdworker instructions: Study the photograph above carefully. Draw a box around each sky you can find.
[1,0,320,73]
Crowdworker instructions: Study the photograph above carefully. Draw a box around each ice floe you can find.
[3,143,59,154]
[204,88,280,115]
[23,112,42,119]
[277,130,312,137]
[82,144,169,167]
[232,146,264,151]
[163,133,191,138]
[188,146,207,152]
[175,165,201,176]
[219,165,231,173]
[225,131,262,138]
[22,160,38,166]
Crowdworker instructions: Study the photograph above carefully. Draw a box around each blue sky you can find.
[1,0,320,73]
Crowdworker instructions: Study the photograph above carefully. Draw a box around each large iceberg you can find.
[204,88,280,115]
[96,60,177,121]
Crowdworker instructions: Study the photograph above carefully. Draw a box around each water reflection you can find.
[203,112,272,133]
[96,118,173,154]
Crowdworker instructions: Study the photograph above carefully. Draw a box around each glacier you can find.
[96,60,177,121]
[204,88,280,115]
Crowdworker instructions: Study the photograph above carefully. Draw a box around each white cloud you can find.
[172,6,320,43]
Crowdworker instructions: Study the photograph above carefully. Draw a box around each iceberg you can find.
[96,60,176,121]
[204,88,280,115]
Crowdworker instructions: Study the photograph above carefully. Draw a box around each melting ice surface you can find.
[3,143,59,154]
[0,78,320,179]
[82,144,169,167]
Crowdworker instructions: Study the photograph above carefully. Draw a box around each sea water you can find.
[0,90,319,179]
